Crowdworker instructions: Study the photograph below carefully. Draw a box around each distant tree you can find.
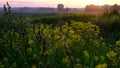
[103,5,111,15]
[65,7,69,12]
[111,4,119,15]
[103,4,119,16]
[85,4,103,12]
[57,4,64,11]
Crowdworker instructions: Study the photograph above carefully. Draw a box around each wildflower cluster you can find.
[0,17,120,68]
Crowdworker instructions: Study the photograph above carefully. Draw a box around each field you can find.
[0,12,120,68]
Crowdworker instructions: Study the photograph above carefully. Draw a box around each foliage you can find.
[0,12,120,68]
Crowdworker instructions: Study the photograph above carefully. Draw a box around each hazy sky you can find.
[0,0,120,8]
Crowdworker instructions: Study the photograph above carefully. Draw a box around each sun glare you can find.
[85,0,104,5]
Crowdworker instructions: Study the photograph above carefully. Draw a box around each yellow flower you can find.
[95,63,107,68]
[28,39,34,45]
[40,24,44,29]
[116,41,120,46]
[43,29,48,35]
[100,37,104,41]
[72,34,78,39]
[74,64,82,68]
[69,29,74,34]
[54,34,60,39]
[94,56,99,61]
[62,56,70,63]
[54,27,60,33]
[47,34,51,39]
[106,51,117,59]
[83,51,89,59]
[63,28,68,33]
[100,56,105,61]
[67,39,72,44]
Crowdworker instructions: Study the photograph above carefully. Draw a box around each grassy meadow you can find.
[0,11,120,68]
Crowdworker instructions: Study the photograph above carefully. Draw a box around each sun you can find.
[85,0,104,5]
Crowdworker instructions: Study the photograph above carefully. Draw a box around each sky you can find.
[0,0,120,8]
